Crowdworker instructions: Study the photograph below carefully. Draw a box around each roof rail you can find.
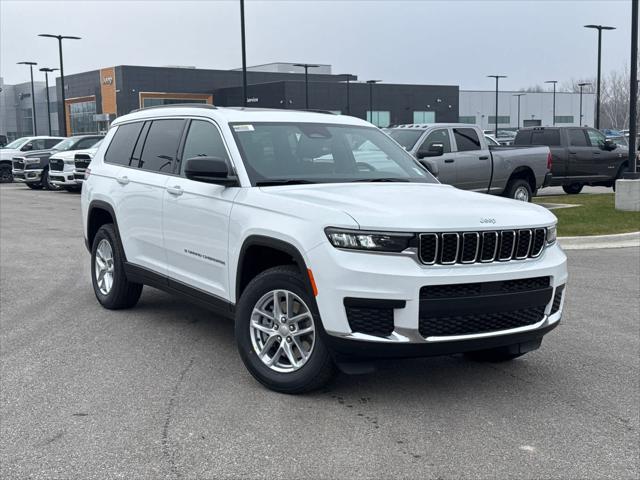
[297,109,337,115]
[131,103,217,113]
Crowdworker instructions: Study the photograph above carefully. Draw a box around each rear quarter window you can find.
[530,130,561,147]
[514,131,532,145]
[104,122,145,166]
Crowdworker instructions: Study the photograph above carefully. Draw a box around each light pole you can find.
[487,75,506,137]
[239,0,247,107]
[340,74,352,115]
[17,62,38,135]
[39,67,58,135]
[584,24,616,129]
[366,80,381,125]
[293,63,319,109]
[545,80,558,125]
[578,82,591,126]
[38,34,81,136]
[624,0,638,177]
[512,93,525,129]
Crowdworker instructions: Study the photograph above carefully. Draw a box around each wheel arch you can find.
[86,200,125,260]
[235,235,311,303]
[507,166,536,192]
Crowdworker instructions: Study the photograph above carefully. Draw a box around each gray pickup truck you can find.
[386,124,551,202]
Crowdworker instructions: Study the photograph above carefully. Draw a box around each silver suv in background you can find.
[387,124,552,202]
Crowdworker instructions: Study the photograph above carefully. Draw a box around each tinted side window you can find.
[530,129,561,147]
[514,130,532,145]
[453,128,481,152]
[180,120,229,174]
[586,129,606,148]
[420,129,452,153]
[137,119,186,173]
[30,139,46,150]
[568,129,589,147]
[105,122,144,165]
[44,139,60,149]
[74,137,101,150]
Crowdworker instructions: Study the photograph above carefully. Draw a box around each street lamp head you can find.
[578,82,592,87]
[487,75,507,79]
[544,80,558,84]
[38,33,82,40]
[39,67,58,73]
[18,61,38,66]
[584,24,616,30]
[513,93,526,97]
[366,80,382,84]
[292,63,320,69]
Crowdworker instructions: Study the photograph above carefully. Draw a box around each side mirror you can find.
[21,143,33,152]
[417,143,444,159]
[420,159,439,177]
[184,156,238,186]
[603,139,617,151]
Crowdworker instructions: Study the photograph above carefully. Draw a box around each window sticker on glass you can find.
[233,124,255,132]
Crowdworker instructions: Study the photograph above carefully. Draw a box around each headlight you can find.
[23,158,40,165]
[325,227,414,252]
[546,225,557,245]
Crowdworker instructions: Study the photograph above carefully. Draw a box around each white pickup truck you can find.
[82,106,567,393]
[386,124,552,202]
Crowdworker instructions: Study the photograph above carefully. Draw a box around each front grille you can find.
[550,285,565,314]
[50,159,64,171]
[419,228,548,265]
[74,154,91,170]
[419,306,545,337]
[421,277,550,299]
[418,277,552,338]
[346,306,394,337]
[12,158,25,170]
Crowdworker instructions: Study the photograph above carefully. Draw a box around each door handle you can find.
[444,159,455,163]
[479,156,489,160]
[568,150,577,155]
[593,151,601,155]
[116,176,129,185]
[167,186,183,196]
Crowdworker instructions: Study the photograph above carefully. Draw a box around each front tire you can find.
[42,169,61,191]
[562,183,583,194]
[26,182,43,190]
[505,179,532,202]
[235,266,336,394]
[91,224,143,309]
[0,164,12,183]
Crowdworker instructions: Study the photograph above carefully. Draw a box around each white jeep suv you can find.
[81,105,567,393]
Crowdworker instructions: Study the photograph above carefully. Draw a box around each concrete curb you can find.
[558,231,640,250]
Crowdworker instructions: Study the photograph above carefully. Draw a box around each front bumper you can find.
[12,168,42,183]
[49,164,80,187]
[307,241,567,353]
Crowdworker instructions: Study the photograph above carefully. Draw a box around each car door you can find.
[586,128,619,180]
[415,128,456,185]
[162,119,239,300]
[451,127,491,191]
[114,118,186,275]
[565,128,593,179]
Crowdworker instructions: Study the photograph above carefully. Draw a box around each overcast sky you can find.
[0,0,635,90]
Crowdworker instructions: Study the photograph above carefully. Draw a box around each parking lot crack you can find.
[161,357,195,479]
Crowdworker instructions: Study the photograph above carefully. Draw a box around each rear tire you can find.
[91,224,143,309]
[562,183,583,194]
[0,164,12,183]
[235,265,336,394]
[26,182,43,190]
[505,178,532,202]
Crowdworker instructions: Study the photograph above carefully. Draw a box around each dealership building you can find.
[1,63,595,139]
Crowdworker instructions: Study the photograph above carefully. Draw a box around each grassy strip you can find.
[533,194,640,236]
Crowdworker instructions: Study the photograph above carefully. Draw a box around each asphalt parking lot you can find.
[1,183,638,480]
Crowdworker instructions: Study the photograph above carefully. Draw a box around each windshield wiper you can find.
[256,179,318,186]
[352,178,410,183]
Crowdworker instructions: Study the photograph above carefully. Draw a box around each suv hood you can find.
[50,147,98,161]
[0,149,21,161]
[259,183,556,231]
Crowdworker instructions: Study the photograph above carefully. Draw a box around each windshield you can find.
[51,138,76,151]
[2,138,30,150]
[230,122,436,186]
[386,129,424,150]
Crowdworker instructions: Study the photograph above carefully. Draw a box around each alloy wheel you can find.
[95,239,115,295]
[249,289,316,373]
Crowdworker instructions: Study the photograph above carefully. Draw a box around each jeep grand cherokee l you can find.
[81,105,568,393]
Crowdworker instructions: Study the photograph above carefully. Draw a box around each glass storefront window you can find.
[69,100,98,134]
[142,98,208,108]
[413,111,435,123]
[366,111,390,128]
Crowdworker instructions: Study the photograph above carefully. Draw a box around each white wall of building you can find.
[459,90,596,130]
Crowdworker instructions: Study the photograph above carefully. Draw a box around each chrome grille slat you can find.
[419,228,548,266]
